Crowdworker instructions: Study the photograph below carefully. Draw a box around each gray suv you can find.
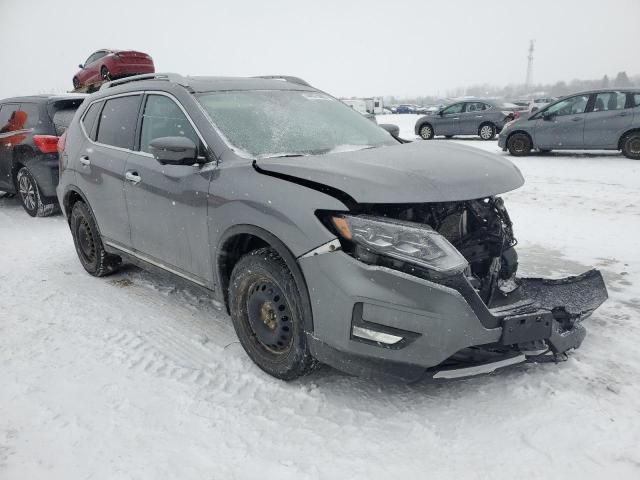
[415,100,520,141]
[499,89,640,158]
[57,73,607,382]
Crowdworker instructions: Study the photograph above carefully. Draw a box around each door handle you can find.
[79,156,90,166]
[125,171,141,184]
[475,115,483,118]
[572,117,582,122]
[618,113,628,117]
[453,117,460,120]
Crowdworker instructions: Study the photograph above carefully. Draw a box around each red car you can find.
[72,49,154,91]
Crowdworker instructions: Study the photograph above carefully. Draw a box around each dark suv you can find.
[57,73,607,382]
[0,95,85,216]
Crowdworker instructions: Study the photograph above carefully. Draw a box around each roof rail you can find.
[253,75,311,87]
[99,73,191,91]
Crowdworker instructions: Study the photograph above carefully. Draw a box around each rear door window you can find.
[465,102,487,112]
[81,101,103,140]
[96,95,142,149]
[592,92,626,112]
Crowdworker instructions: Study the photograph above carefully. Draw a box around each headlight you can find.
[330,214,468,273]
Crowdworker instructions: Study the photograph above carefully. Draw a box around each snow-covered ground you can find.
[2,115,640,479]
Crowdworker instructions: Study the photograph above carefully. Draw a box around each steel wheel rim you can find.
[246,281,292,353]
[18,174,36,210]
[629,138,640,154]
[77,218,96,263]
[512,139,525,152]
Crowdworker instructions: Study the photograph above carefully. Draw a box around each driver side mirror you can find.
[542,111,555,121]
[149,136,199,166]
[438,110,444,116]
[379,123,400,138]
[78,64,84,69]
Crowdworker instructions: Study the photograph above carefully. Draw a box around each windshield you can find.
[197,90,396,158]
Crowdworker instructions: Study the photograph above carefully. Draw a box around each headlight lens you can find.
[330,215,468,273]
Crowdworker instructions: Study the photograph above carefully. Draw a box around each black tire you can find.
[621,132,640,160]
[229,247,317,380]
[16,167,57,217]
[507,133,532,156]
[445,135,454,139]
[101,66,111,82]
[478,123,496,140]
[419,123,434,140]
[70,201,121,277]
[0,191,15,198]
[73,77,81,90]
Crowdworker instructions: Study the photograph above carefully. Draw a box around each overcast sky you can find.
[1,0,638,99]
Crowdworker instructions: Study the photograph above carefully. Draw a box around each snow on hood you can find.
[255,141,525,203]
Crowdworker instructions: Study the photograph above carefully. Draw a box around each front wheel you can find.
[73,76,81,90]
[16,167,57,217]
[479,123,496,140]
[229,248,317,380]
[621,132,640,160]
[419,124,434,140]
[507,133,532,156]
[70,201,121,276]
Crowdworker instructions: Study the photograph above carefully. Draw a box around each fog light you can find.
[352,326,403,345]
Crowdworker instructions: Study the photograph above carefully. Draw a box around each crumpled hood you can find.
[255,141,524,204]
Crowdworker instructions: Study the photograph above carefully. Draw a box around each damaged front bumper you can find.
[299,250,608,383]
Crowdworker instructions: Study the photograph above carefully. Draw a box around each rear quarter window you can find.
[96,95,142,149]
[81,102,102,140]
[18,103,42,129]
[633,93,640,107]
[52,108,78,136]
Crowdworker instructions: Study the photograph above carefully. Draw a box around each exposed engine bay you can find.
[361,196,519,305]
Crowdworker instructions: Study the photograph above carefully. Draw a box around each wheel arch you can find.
[618,128,640,150]
[61,185,101,233]
[216,224,315,334]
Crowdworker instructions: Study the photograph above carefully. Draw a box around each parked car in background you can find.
[396,104,416,114]
[72,49,154,91]
[0,94,85,215]
[415,100,520,140]
[56,73,607,382]
[499,89,640,159]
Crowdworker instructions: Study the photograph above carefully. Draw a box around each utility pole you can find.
[525,40,534,91]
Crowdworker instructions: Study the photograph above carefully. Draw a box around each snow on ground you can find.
[1,117,640,479]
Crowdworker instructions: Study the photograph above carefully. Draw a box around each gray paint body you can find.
[56,75,600,379]
[414,99,516,138]
[499,88,640,151]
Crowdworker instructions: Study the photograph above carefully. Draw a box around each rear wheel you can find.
[621,132,640,160]
[73,76,81,90]
[70,201,121,276]
[229,247,317,380]
[101,66,112,82]
[16,167,57,217]
[479,123,496,140]
[507,133,532,156]
[419,123,434,140]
